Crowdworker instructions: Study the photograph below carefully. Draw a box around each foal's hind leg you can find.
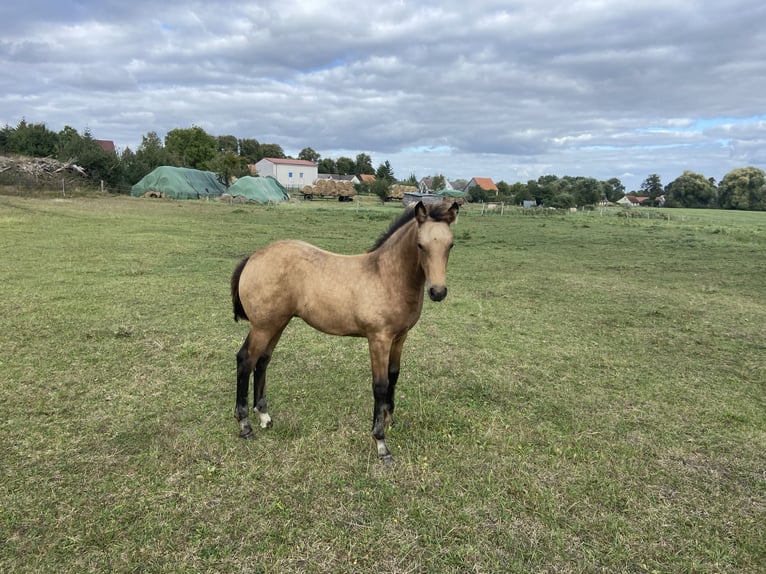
[252,329,284,430]
[235,335,255,438]
[235,325,287,439]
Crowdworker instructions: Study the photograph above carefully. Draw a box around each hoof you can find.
[239,424,255,439]
[379,453,394,465]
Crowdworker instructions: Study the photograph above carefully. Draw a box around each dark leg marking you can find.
[235,335,254,439]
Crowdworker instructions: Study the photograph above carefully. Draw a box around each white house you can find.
[253,158,318,191]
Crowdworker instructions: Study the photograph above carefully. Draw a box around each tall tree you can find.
[605,177,625,202]
[509,182,531,203]
[535,174,559,205]
[217,135,239,154]
[640,173,663,198]
[207,151,250,186]
[258,143,285,160]
[572,177,603,206]
[429,174,446,191]
[238,138,261,164]
[664,171,717,208]
[56,125,85,160]
[8,119,58,157]
[138,131,176,168]
[317,158,337,174]
[165,126,217,169]
[298,147,321,163]
[718,167,766,210]
[355,153,374,175]
[402,172,418,186]
[376,160,395,182]
[335,156,355,175]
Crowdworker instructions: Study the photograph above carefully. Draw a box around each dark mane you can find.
[367,202,455,252]
[368,208,417,252]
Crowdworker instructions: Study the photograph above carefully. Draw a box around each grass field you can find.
[1,195,764,573]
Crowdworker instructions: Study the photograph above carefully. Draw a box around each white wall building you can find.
[254,158,318,190]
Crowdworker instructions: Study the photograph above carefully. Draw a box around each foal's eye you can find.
[417,242,424,250]
[449,242,455,250]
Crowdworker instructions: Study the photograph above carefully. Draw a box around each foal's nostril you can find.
[429,286,448,302]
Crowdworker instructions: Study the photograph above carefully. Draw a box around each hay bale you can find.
[389,185,417,199]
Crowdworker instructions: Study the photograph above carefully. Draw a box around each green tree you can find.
[9,119,58,157]
[137,131,176,170]
[550,192,575,208]
[217,135,239,154]
[664,170,717,208]
[496,181,512,202]
[335,156,355,175]
[370,178,391,202]
[259,143,285,160]
[640,174,663,198]
[56,125,85,160]
[572,177,603,206]
[165,126,217,169]
[718,167,766,210]
[509,182,530,203]
[429,174,446,191]
[238,138,261,164]
[376,160,395,182]
[318,158,337,174]
[120,147,145,187]
[536,174,559,205]
[299,147,321,163]
[79,129,122,186]
[0,123,11,152]
[207,151,250,187]
[402,172,418,186]
[355,153,374,175]
[605,178,625,202]
[467,188,488,203]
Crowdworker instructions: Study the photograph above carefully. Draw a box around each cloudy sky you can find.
[1,0,765,190]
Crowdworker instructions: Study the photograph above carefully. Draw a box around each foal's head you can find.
[414,201,459,301]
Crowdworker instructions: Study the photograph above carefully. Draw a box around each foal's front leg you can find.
[368,336,394,463]
[384,333,408,428]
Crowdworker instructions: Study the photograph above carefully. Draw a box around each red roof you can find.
[95,139,116,154]
[472,177,498,191]
[261,157,316,167]
[359,174,376,182]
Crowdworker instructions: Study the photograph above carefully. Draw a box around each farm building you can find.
[617,195,649,207]
[418,177,455,194]
[465,177,499,196]
[253,158,318,192]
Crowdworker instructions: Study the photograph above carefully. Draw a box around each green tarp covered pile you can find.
[131,166,226,199]
[224,176,290,204]
[434,189,467,199]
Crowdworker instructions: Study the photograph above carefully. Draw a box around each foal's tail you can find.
[231,256,250,322]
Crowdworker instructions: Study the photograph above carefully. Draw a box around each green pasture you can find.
[1,195,764,573]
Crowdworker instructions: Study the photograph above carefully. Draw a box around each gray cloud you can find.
[1,0,765,190]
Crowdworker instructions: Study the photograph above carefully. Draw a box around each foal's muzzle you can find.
[428,285,448,302]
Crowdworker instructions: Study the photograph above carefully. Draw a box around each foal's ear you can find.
[414,201,428,224]
[447,202,460,223]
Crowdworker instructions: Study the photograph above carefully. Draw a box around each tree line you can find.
[1,119,764,209]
